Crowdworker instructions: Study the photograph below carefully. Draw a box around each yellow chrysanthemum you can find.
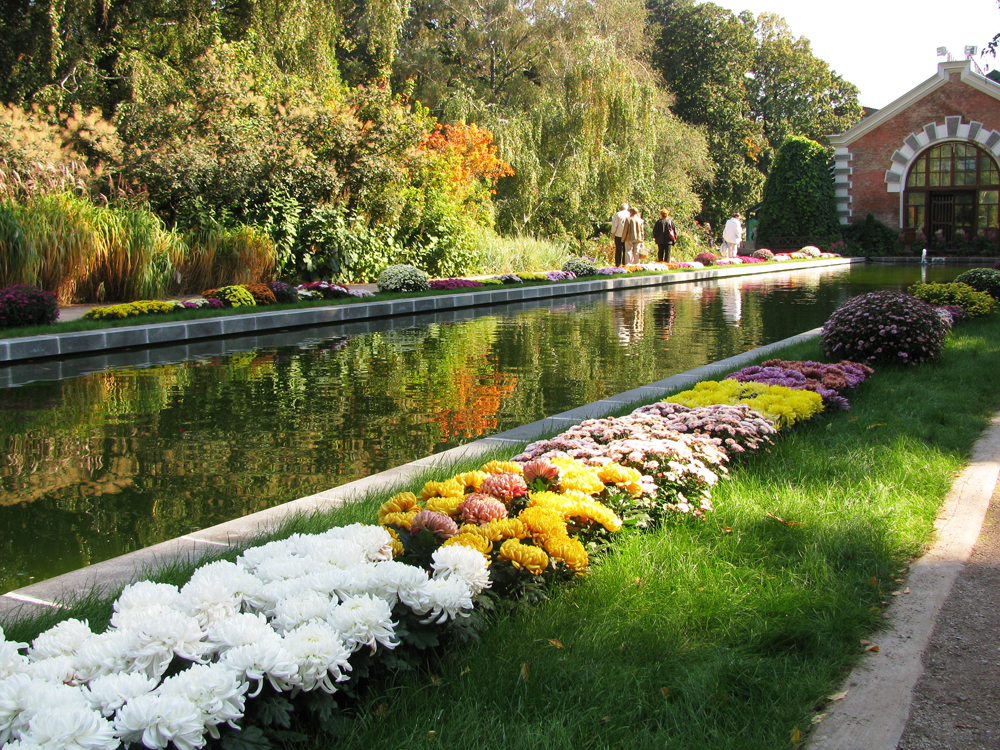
[559,468,605,496]
[419,478,465,500]
[563,498,623,533]
[387,527,405,558]
[519,506,569,544]
[457,523,484,536]
[441,533,493,557]
[380,511,417,529]
[481,518,529,541]
[543,536,589,572]
[665,380,824,429]
[425,494,465,518]
[549,456,582,472]
[498,539,549,575]
[378,492,420,523]
[481,460,524,476]
[596,462,642,487]
[452,471,487,493]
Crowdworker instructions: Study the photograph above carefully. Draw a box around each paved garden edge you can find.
[0,258,857,373]
[0,326,825,622]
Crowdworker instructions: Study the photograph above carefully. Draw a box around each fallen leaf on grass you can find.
[460,667,470,676]
[635,577,644,588]
[521,663,530,682]
[848,417,858,422]
[375,703,388,718]
[430,675,442,686]
[660,687,670,697]
[867,423,887,429]
[904,587,911,594]
[427,731,437,742]
[866,644,880,652]
[811,713,827,725]
[860,639,872,646]
[722,526,733,534]
[548,639,564,649]
[791,726,801,743]
[767,511,804,526]
[828,690,849,701]
[870,577,878,587]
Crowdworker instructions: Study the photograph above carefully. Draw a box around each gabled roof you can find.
[829,60,1000,147]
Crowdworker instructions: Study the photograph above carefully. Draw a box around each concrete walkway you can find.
[807,415,1000,749]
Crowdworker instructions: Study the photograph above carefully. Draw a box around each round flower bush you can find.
[204,286,256,308]
[242,283,277,305]
[821,290,949,366]
[562,256,598,277]
[694,252,718,266]
[752,248,774,261]
[909,282,995,317]
[0,285,58,329]
[801,245,822,257]
[953,268,1000,300]
[267,281,298,304]
[377,265,430,293]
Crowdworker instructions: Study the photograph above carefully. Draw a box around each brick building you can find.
[829,60,1000,248]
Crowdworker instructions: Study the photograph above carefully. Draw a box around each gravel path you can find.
[898,487,1000,750]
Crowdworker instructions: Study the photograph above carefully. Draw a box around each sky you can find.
[711,0,1000,110]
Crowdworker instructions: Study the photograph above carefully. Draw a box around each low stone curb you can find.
[0,327,824,623]
[806,414,1000,749]
[0,258,855,370]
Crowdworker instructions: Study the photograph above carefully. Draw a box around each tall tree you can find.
[748,13,863,171]
[756,135,840,244]
[646,0,765,233]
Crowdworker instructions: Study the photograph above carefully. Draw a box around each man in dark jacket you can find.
[652,208,676,263]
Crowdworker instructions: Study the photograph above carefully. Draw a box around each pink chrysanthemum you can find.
[457,494,509,525]
[409,510,460,539]
[521,458,559,485]
[480,472,528,502]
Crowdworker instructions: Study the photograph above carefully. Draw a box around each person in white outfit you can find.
[722,212,743,258]
[611,203,630,266]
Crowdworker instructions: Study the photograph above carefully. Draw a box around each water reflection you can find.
[0,263,984,591]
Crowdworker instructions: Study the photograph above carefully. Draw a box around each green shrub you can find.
[953,268,1000,300]
[562,256,597,277]
[757,136,841,244]
[840,213,902,256]
[376,264,430,293]
[204,285,256,307]
[908,282,996,317]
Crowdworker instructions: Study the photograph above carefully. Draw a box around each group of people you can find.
[610,203,745,263]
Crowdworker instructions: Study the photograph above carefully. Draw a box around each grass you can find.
[6,309,992,749]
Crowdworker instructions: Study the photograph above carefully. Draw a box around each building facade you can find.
[829,60,1000,248]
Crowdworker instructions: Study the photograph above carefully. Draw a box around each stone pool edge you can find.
[0,326,823,623]
[0,258,857,367]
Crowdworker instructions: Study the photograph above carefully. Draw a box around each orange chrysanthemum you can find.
[441,533,494,557]
[543,536,589,572]
[498,539,549,575]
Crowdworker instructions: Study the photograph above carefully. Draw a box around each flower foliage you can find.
[267,281,298,304]
[953,268,1000,300]
[0,285,58,329]
[908,282,995,318]
[82,300,180,321]
[630,402,778,456]
[725,359,873,411]
[666,379,825,428]
[752,248,774,261]
[428,278,485,290]
[562,257,598,277]
[242,283,278,306]
[203,285,256,308]
[820,290,949,366]
[694,252,718,266]
[376,265,430,293]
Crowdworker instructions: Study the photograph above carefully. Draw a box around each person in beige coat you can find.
[621,208,645,265]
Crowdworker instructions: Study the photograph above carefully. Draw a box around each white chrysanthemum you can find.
[29,619,93,661]
[24,655,77,684]
[157,663,248,738]
[110,603,173,632]
[252,555,325,584]
[0,677,89,745]
[281,621,352,693]
[330,563,381,599]
[113,693,206,750]
[299,567,351,599]
[327,595,398,652]
[400,578,475,624]
[366,561,429,605]
[431,545,491,595]
[236,540,294,573]
[296,537,367,568]
[83,673,158,717]
[72,631,138,683]
[272,590,332,634]
[19,705,119,750]
[0,640,29,680]
[4,740,43,749]
[128,610,209,679]
[205,613,279,655]
[113,582,182,615]
[254,578,312,617]
[178,576,242,629]
[220,641,301,697]
[322,524,393,561]
[185,561,262,608]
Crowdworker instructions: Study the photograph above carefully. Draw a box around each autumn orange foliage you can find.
[420,121,514,189]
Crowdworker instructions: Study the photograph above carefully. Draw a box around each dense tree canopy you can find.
[757,135,841,243]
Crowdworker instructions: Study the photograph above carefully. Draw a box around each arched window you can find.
[905,142,1000,244]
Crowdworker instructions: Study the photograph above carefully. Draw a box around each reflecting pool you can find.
[0,262,983,591]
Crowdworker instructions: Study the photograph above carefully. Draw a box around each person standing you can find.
[722,212,743,258]
[611,203,630,267]
[652,208,676,263]
[621,207,644,265]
